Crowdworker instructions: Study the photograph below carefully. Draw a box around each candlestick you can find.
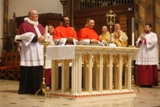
[35,25,51,98]
[132,32,134,46]
[44,25,48,40]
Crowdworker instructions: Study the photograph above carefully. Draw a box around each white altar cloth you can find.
[46,45,75,60]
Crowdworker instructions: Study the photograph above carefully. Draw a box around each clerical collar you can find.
[86,27,93,30]
[145,32,151,34]
[62,25,69,28]
[24,17,39,26]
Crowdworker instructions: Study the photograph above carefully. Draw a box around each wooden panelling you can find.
[119,15,127,33]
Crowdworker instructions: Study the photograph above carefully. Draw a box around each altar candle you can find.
[132,32,134,46]
[44,25,48,40]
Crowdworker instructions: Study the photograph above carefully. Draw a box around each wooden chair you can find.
[7,52,20,80]
[0,51,20,80]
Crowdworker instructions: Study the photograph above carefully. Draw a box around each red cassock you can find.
[53,25,77,44]
[45,69,51,86]
[136,65,158,86]
[78,27,100,41]
[136,40,158,86]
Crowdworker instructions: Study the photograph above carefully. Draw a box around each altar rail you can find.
[49,46,138,99]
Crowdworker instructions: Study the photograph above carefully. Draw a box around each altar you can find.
[46,45,139,99]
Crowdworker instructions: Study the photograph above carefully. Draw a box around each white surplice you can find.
[15,18,54,67]
[15,18,44,66]
[135,32,159,65]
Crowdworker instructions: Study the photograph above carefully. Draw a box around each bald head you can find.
[114,23,121,32]
[28,10,38,22]
[102,25,108,34]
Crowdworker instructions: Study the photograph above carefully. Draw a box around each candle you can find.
[132,32,134,46]
[44,25,48,40]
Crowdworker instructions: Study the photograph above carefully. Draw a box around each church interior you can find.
[0,0,160,107]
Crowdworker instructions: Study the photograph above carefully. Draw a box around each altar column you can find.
[71,58,76,94]
[128,55,132,90]
[76,53,82,94]
[109,54,113,91]
[99,54,103,92]
[119,54,123,91]
[89,54,93,93]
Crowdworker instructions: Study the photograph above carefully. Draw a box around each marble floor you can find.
[0,79,160,107]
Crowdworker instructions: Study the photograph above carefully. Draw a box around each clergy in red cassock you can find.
[15,10,44,94]
[78,18,104,46]
[53,16,78,45]
[136,24,158,87]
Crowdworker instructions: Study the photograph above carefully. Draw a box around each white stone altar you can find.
[46,45,139,99]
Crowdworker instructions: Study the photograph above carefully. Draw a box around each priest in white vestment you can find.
[111,23,128,47]
[135,24,158,87]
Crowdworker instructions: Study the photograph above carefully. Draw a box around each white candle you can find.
[44,25,48,40]
[132,32,134,46]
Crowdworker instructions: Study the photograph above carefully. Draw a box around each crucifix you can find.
[106,10,116,33]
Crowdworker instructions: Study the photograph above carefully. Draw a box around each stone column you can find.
[3,0,8,37]
[3,0,8,51]
[0,0,4,53]
[137,0,145,36]
[134,0,140,40]
[154,0,160,61]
